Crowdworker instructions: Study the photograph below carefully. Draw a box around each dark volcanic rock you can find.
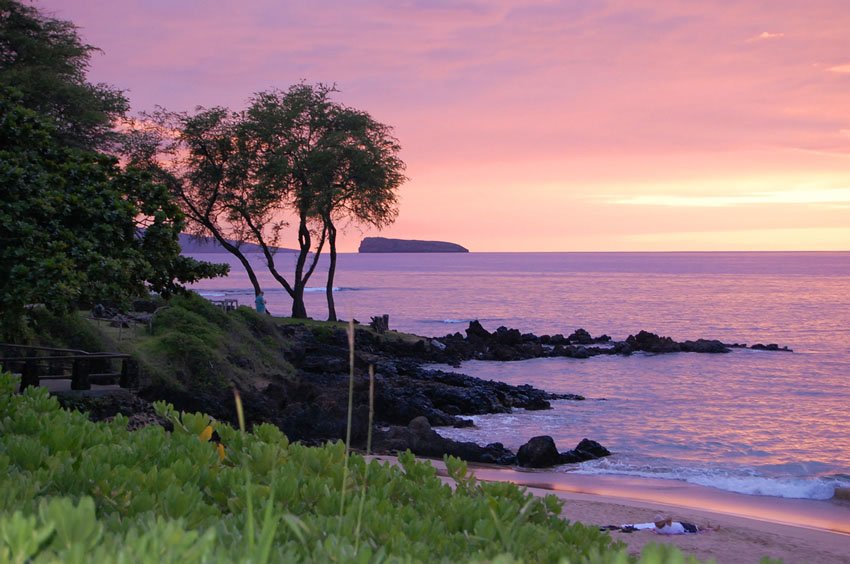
[466,320,492,342]
[517,436,612,467]
[681,339,730,353]
[517,435,562,468]
[372,416,516,465]
[429,321,748,365]
[559,438,612,464]
[573,438,611,458]
[751,343,791,351]
[567,328,594,344]
[103,314,780,467]
[493,326,523,345]
[625,330,681,353]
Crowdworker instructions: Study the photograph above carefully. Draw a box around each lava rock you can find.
[517,435,562,468]
[372,417,516,465]
[573,438,611,458]
[559,438,612,464]
[466,320,492,341]
[681,339,730,353]
[567,328,594,344]
[751,343,791,351]
[625,330,681,353]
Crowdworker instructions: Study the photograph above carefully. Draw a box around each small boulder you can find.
[408,415,431,435]
[560,438,612,464]
[466,320,492,341]
[567,328,594,344]
[517,435,562,468]
[574,438,611,458]
[493,326,523,345]
[751,343,791,351]
[626,330,681,353]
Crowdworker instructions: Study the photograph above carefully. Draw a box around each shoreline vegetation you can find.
[25,293,793,468]
[1,294,820,562]
[4,297,845,562]
[2,2,840,560]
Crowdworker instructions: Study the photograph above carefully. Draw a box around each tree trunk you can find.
[213,232,263,297]
[325,218,337,322]
[180,194,264,298]
[291,213,311,318]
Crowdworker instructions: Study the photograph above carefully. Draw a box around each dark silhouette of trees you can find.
[123,108,268,301]
[125,84,406,320]
[310,104,404,321]
[237,84,405,319]
[0,2,227,339]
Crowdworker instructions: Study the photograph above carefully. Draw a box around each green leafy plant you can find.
[0,371,710,562]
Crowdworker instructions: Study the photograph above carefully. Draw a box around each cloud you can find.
[609,187,850,207]
[748,31,785,41]
[828,64,850,73]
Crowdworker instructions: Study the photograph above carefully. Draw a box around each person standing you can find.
[255,291,266,314]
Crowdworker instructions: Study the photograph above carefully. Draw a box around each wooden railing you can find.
[0,344,138,392]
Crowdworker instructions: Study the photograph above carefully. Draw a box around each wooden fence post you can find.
[20,351,40,390]
[71,358,90,390]
[120,358,138,388]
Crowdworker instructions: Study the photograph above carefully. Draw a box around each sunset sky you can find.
[41,0,850,251]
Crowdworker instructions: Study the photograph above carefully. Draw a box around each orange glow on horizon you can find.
[39,0,850,252]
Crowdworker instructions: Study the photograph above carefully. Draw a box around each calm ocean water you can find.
[189,251,850,500]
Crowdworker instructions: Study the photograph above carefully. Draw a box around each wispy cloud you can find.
[828,64,850,73]
[748,31,785,41]
[610,187,850,207]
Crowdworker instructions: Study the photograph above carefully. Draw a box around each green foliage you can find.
[0,0,128,150]
[125,83,406,320]
[0,90,228,340]
[0,370,709,563]
[632,543,705,564]
[133,293,294,390]
[240,83,405,319]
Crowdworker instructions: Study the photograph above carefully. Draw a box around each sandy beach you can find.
[541,486,850,563]
[371,456,850,563]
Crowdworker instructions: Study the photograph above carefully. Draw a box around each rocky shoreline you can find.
[427,320,791,364]
[58,318,790,469]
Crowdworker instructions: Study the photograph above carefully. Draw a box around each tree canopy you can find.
[127,84,406,319]
[0,89,228,338]
[232,84,405,319]
[0,0,128,150]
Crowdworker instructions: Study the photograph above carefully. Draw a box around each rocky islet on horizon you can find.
[358,237,469,253]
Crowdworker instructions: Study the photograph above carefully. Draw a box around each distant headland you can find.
[178,233,295,254]
[359,237,469,253]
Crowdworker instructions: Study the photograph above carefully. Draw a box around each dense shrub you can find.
[0,372,701,562]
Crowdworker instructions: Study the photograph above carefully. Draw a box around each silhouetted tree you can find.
[126,84,405,320]
[310,105,404,321]
[124,108,269,300]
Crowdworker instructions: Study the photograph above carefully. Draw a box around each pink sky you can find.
[41,0,850,251]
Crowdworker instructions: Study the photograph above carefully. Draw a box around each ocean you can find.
[188,251,850,501]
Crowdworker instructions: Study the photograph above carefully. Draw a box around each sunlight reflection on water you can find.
[190,251,850,498]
